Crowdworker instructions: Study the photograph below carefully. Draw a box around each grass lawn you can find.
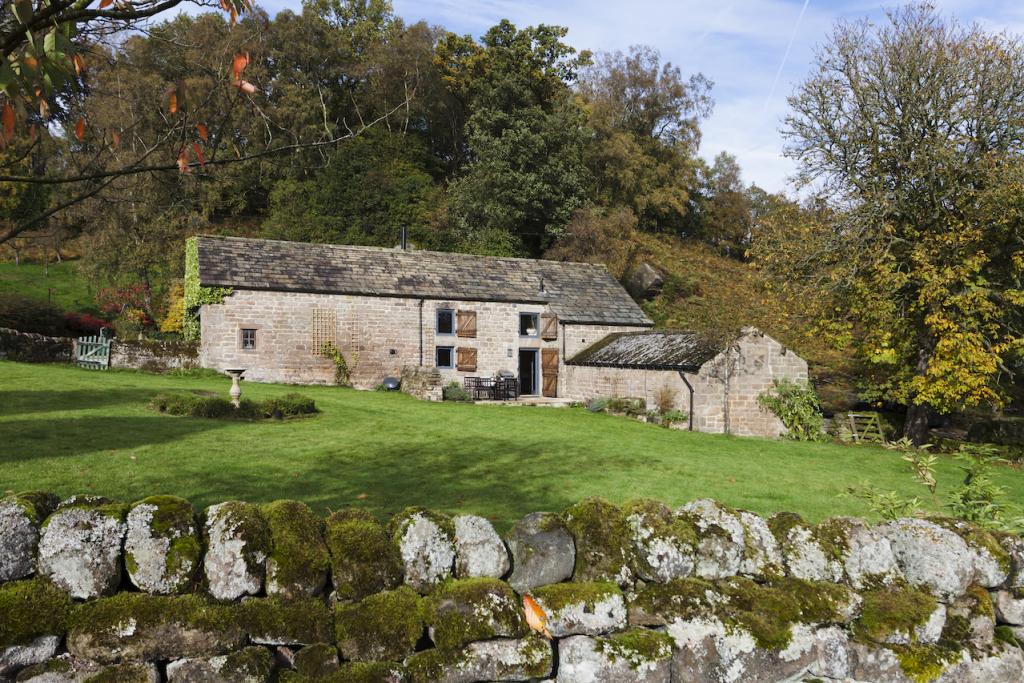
[0,261,98,314]
[2,361,1022,530]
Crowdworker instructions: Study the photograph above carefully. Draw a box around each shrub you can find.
[442,382,472,402]
[64,312,111,337]
[605,397,647,416]
[653,384,678,414]
[661,410,688,428]
[263,393,318,417]
[0,293,66,335]
[149,392,317,420]
[757,379,826,441]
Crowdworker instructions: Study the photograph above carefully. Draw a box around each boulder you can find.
[625,262,664,301]
[0,492,57,583]
[936,643,1024,683]
[736,510,783,577]
[324,508,402,601]
[820,517,902,590]
[807,626,854,680]
[557,631,672,682]
[166,647,272,682]
[16,657,161,683]
[424,578,526,650]
[506,512,575,592]
[124,496,199,595]
[238,598,333,647]
[452,515,509,579]
[67,593,245,664]
[390,508,455,593]
[623,499,696,583]
[994,589,1024,625]
[404,636,552,683]
[930,518,1011,588]
[881,518,976,598]
[531,582,626,637]
[947,586,997,649]
[562,498,638,586]
[291,642,339,678]
[0,578,73,649]
[767,512,842,583]
[37,498,126,600]
[335,586,423,662]
[261,500,329,599]
[852,585,942,645]
[0,635,59,679]
[677,500,745,579]
[203,501,271,601]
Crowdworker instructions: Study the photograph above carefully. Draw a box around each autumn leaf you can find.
[99,0,113,7]
[74,118,85,141]
[522,595,552,639]
[111,130,120,149]
[165,86,177,114]
[192,142,205,169]
[232,53,249,82]
[72,54,85,76]
[22,55,38,71]
[2,103,14,142]
[196,123,208,142]
[177,147,190,174]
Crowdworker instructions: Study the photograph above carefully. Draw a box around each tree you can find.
[442,21,591,256]
[578,45,712,233]
[777,4,1024,442]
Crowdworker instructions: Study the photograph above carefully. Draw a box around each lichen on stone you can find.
[389,507,456,593]
[853,584,939,645]
[202,501,271,601]
[622,498,697,583]
[324,507,402,601]
[335,585,423,662]
[424,577,526,650]
[81,662,157,682]
[218,645,273,680]
[0,578,73,647]
[261,500,329,600]
[125,496,199,595]
[594,628,674,669]
[562,497,639,586]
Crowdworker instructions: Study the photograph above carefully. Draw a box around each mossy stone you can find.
[67,593,245,663]
[563,497,638,585]
[325,508,402,601]
[389,507,456,593]
[10,491,59,524]
[125,495,199,595]
[237,597,333,646]
[853,585,938,645]
[82,662,157,683]
[622,499,698,582]
[424,577,526,650]
[292,642,339,678]
[0,578,74,647]
[889,643,962,683]
[261,500,329,599]
[627,577,719,626]
[531,580,621,612]
[280,661,404,683]
[220,645,273,680]
[203,501,271,601]
[595,628,674,669]
[335,586,423,662]
[929,517,1013,580]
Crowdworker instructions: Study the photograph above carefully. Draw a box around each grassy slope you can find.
[0,261,98,314]
[3,362,1020,530]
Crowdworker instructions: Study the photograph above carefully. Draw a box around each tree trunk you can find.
[904,402,931,444]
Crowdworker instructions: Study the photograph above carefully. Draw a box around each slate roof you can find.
[195,236,653,326]
[568,331,722,371]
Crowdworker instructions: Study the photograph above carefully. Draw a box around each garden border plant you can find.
[149,392,318,420]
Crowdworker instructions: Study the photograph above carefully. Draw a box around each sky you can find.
[251,0,1024,195]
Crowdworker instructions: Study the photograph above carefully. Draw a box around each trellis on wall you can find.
[311,308,338,356]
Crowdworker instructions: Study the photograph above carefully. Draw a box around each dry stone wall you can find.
[2,492,1023,683]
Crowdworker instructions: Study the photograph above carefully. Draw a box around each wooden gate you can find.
[541,348,558,398]
[76,332,112,370]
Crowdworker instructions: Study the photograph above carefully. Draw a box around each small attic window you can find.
[519,313,539,337]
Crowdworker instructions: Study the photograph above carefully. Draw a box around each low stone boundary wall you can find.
[0,327,72,363]
[109,339,198,372]
[1,493,1023,682]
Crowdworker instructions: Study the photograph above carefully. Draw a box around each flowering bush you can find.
[63,312,112,337]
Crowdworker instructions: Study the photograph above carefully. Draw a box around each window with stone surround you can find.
[519,313,539,337]
[437,309,455,336]
[240,328,257,350]
[311,308,338,356]
[436,346,454,368]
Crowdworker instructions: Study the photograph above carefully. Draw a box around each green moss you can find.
[8,490,59,524]
[930,517,1013,576]
[853,586,938,644]
[126,496,199,590]
[335,586,423,661]
[404,648,468,683]
[83,663,155,683]
[813,517,854,563]
[389,506,456,543]
[331,661,407,683]
[621,499,698,579]
[219,645,273,680]
[424,578,525,650]
[42,496,127,528]
[166,535,201,581]
[292,642,339,677]
[532,581,621,612]
[995,625,1021,648]
[325,507,402,601]
[204,501,270,578]
[717,577,804,650]
[771,576,854,624]
[965,584,994,619]
[183,236,232,342]
[16,656,73,679]
[890,643,961,683]
[0,578,74,647]
[236,598,332,645]
[766,511,807,545]
[261,500,330,598]
[562,497,638,583]
[940,613,972,647]
[404,637,550,683]
[628,577,719,625]
[596,628,673,669]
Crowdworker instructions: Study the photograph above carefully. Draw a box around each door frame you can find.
[518,348,539,395]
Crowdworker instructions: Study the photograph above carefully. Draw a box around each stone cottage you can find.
[193,236,807,437]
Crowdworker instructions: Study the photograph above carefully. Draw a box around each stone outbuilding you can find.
[564,328,808,437]
[192,236,808,438]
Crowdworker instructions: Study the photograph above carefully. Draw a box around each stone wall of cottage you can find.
[562,330,808,439]
[199,289,641,393]
[2,492,1023,683]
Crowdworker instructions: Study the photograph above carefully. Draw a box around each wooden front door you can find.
[541,348,559,397]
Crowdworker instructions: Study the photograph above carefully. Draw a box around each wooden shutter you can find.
[457,347,478,372]
[540,313,558,340]
[541,348,559,397]
[457,310,477,338]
